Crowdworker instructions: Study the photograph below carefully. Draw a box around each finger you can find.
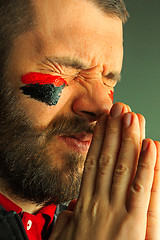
[127,139,157,217]
[146,141,160,240]
[114,102,131,113]
[77,114,107,205]
[67,199,77,212]
[110,112,141,207]
[94,103,130,198]
[50,210,73,239]
[137,113,145,143]
[126,104,131,112]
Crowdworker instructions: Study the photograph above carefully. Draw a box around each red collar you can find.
[0,193,57,240]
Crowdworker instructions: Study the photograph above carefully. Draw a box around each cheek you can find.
[21,84,66,106]
[20,72,67,106]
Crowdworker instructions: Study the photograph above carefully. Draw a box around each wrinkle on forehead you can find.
[33,28,123,74]
[32,0,123,43]
[18,0,123,76]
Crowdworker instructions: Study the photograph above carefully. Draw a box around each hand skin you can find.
[49,102,160,240]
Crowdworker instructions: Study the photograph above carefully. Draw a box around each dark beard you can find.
[0,77,94,206]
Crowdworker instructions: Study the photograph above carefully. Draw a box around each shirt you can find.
[0,193,57,240]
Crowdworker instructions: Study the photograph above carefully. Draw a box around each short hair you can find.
[89,0,129,23]
[0,0,129,77]
[0,0,34,77]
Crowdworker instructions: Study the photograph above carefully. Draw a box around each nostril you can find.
[72,95,110,121]
[81,111,97,119]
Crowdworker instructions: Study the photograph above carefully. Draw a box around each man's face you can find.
[1,0,123,205]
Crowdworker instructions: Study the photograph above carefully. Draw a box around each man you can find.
[0,0,160,239]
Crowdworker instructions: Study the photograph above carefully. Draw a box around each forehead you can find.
[31,0,123,70]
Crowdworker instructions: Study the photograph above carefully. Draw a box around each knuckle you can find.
[99,155,112,172]
[114,163,128,176]
[138,161,150,169]
[90,199,99,217]
[107,126,118,135]
[90,198,108,218]
[131,182,144,193]
[122,136,135,144]
[84,157,95,172]
[121,135,140,151]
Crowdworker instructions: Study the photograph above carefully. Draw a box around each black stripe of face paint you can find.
[20,83,65,106]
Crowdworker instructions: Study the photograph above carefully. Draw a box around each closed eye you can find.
[103,72,121,86]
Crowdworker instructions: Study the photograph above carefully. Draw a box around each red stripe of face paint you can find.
[109,90,114,102]
[21,72,67,87]
[21,72,113,102]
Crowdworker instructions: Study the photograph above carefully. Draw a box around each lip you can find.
[58,133,92,153]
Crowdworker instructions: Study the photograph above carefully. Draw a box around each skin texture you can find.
[50,110,160,240]
[21,73,67,106]
[6,0,122,128]
[3,0,123,213]
[50,109,160,240]
[1,0,160,239]
[21,72,113,105]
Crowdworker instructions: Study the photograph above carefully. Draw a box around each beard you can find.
[0,76,94,206]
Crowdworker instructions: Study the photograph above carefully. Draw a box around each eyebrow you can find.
[46,56,88,70]
[45,56,121,83]
[104,72,121,83]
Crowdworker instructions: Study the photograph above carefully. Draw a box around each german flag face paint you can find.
[108,90,114,102]
[20,72,67,106]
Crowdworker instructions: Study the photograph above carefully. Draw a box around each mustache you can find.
[45,115,95,138]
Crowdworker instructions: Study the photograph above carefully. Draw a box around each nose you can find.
[72,81,112,122]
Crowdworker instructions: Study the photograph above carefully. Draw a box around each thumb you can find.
[67,199,77,211]
[50,210,73,239]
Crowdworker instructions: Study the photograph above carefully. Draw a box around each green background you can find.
[114,0,160,140]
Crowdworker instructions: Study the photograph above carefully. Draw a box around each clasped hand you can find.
[50,102,160,240]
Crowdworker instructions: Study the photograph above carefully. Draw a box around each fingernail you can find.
[124,113,132,128]
[111,104,123,118]
[142,139,149,151]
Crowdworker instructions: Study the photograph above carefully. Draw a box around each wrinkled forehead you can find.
[32,0,123,38]
[30,0,123,66]
[5,0,123,82]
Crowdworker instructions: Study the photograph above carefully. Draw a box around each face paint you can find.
[108,90,114,102]
[20,72,67,106]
